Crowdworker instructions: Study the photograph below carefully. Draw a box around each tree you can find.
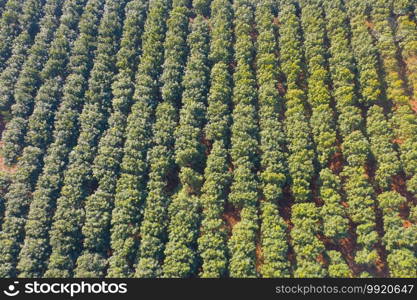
[16,0,105,278]
[291,203,327,278]
[45,0,128,278]
[1,0,87,165]
[74,0,148,278]
[0,171,11,225]
[377,192,417,277]
[0,0,89,278]
[319,168,348,241]
[135,0,190,278]
[0,0,59,112]
[300,0,336,167]
[227,0,259,278]
[255,0,289,278]
[162,12,210,278]
[366,105,401,190]
[278,2,314,203]
[106,0,169,278]
[394,0,417,101]
[196,0,232,279]
[327,250,351,278]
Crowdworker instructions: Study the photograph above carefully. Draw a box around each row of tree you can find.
[17,0,107,278]
[197,0,231,278]
[0,0,91,278]
[0,0,56,113]
[278,1,314,204]
[332,0,380,270]
[45,0,128,277]
[394,0,417,101]
[227,0,259,278]
[256,0,290,278]
[278,0,326,277]
[107,0,168,278]
[1,0,86,164]
[135,0,188,278]
[162,3,210,277]
[75,0,149,278]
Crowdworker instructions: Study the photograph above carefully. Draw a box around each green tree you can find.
[162,12,210,278]
[135,0,190,278]
[300,0,336,167]
[0,171,11,225]
[366,105,401,190]
[0,0,89,278]
[291,203,327,278]
[197,0,233,278]
[45,0,128,278]
[16,0,111,278]
[255,0,290,278]
[227,0,259,278]
[74,0,149,278]
[278,2,314,203]
[327,250,351,278]
[106,0,169,278]
[319,168,348,241]
[0,0,59,112]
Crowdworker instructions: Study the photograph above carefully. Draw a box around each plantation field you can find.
[0,0,417,278]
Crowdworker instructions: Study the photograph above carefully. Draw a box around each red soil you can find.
[411,100,417,113]
[222,202,240,237]
[329,151,344,174]
[0,142,17,174]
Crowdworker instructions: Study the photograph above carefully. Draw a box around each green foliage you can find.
[342,166,379,267]
[278,3,314,203]
[227,0,259,278]
[163,13,210,278]
[0,0,89,278]
[387,249,417,278]
[75,0,149,278]
[0,171,11,224]
[256,0,289,278]
[291,203,327,278]
[366,105,401,189]
[16,0,106,278]
[197,0,232,279]
[45,0,128,278]
[107,0,169,278]
[327,251,351,278]
[135,0,189,278]
[198,141,230,278]
[319,169,348,240]
[345,0,382,107]
[300,0,336,167]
